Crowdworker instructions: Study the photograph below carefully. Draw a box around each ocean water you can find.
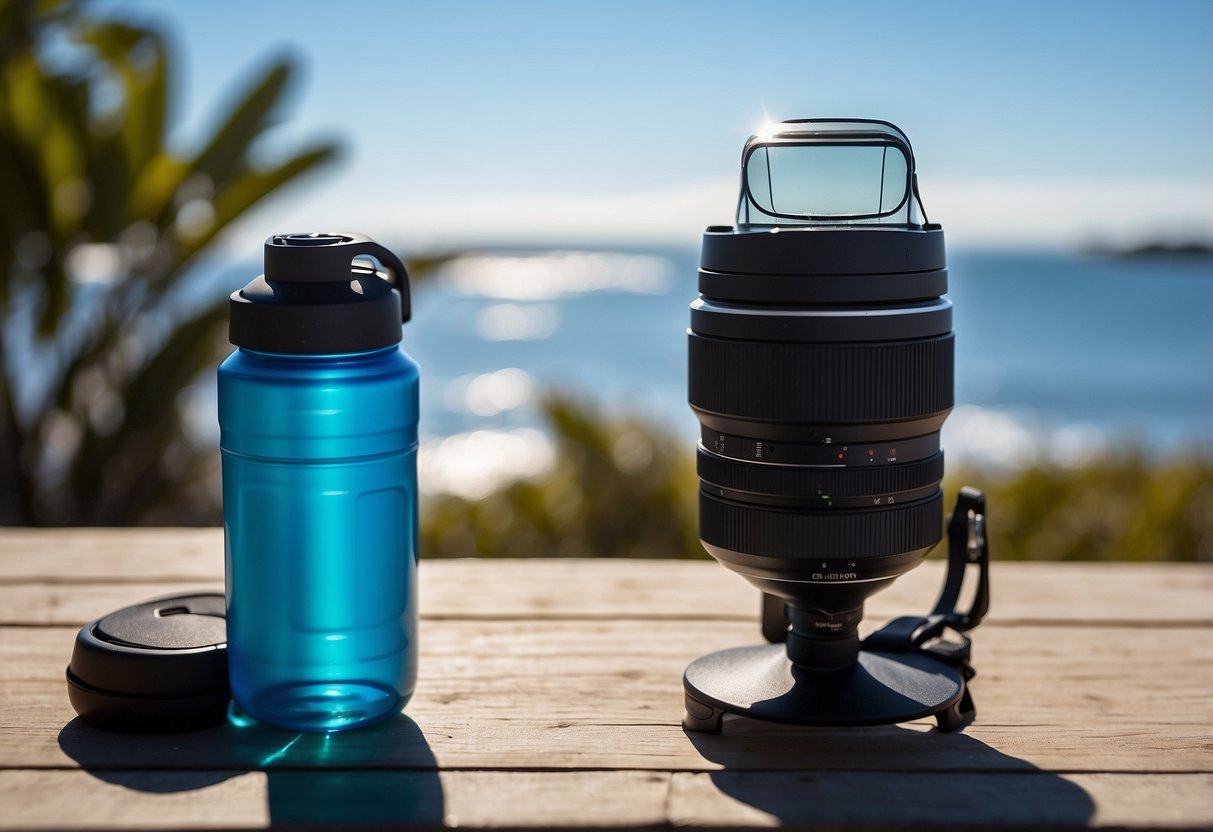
[945,250,1211,464]
[401,248,1211,497]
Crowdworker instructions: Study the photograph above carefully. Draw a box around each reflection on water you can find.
[408,249,689,498]
[418,428,555,500]
[443,368,534,417]
[474,302,558,341]
[944,404,1108,471]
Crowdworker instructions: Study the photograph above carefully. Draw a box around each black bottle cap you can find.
[700,225,946,277]
[229,232,412,354]
[66,593,230,732]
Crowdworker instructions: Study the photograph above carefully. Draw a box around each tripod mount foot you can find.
[682,643,972,734]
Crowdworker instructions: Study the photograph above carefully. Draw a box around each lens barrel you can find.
[689,226,953,593]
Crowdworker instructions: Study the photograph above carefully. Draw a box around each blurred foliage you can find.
[423,395,1212,562]
[421,395,701,559]
[0,0,342,524]
[944,454,1213,562]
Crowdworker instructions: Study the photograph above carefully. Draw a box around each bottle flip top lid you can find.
[229,232,412,354]
[66,592,230,732]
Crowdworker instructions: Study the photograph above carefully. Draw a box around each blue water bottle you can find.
[219,233,419,732]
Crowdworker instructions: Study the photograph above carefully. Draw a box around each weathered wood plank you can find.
[3,622,1210,773]
[666,772,1213,830]
[1,533,1210,831]
[0,529,224,582]
[0,769,669,830]
[1,533,1210,626]
[0,770,1209,831]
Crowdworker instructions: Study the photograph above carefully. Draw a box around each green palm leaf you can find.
[191,58,293,190]
[175,144,339,273]
[77,21,168,195]
[67,302,228,522]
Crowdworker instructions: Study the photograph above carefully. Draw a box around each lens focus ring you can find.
[699,489,943,561]
[688,333,954,424]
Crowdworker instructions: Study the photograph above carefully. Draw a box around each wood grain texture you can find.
[666,772,1213,829]
[3,622,1210,773]
[1,770,1210,831]
[1,529,1210,624]
[0,770,669,830]
[1,530,1211,830]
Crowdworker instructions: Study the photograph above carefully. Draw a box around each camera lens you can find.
[688,120,953,606]
[681,120,986,734]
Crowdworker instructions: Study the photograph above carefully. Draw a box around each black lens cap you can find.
[66,593,230,732]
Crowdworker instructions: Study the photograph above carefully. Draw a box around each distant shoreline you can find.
[1085,240,1213,260]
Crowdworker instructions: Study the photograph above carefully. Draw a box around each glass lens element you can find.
[744,144,909,222]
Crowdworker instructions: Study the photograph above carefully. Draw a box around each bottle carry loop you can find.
[265,233,411,322]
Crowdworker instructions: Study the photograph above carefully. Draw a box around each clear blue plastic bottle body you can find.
[218,345,419,732]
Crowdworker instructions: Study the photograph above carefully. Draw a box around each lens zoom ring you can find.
[689,334,954,423]
[697,449,944,499]
[700,489,942,560]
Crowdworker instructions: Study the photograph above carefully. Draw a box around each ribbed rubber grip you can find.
[698,268,947,304]
[700,489,942,560]
[688,333,953,424]
[697,449,944,500]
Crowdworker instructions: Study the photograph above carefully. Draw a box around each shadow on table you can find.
[58,712,444,826]
[685,719,1095,827]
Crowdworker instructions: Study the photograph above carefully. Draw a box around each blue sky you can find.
[96,0,1212,251]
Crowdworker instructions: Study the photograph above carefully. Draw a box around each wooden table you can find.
[1,529,1210,830]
